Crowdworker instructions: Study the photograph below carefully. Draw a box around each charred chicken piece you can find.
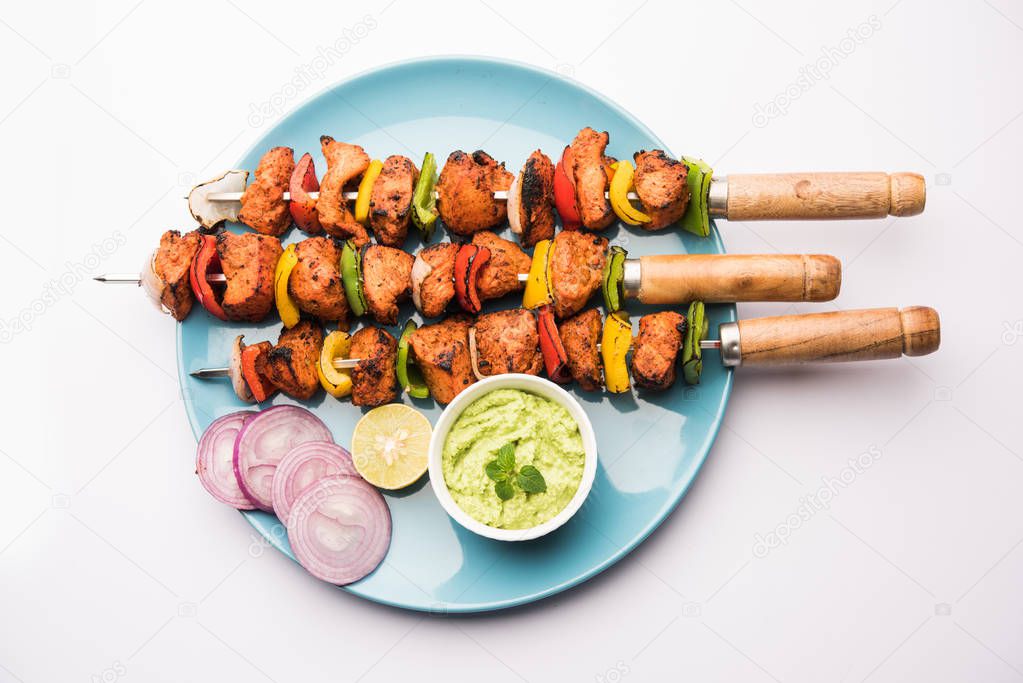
[317,136,371,245]
[257,320,324,400]
[153,229,201,321]
[633,150,690,230]
[559,308,604,391]
[512,150,556,247]
[549,231,608,319]
[436,150,513,235]
[216,231,282,322]
[349,326,399,407]
[473,309,542,377]
[471,231,531,301]
[413,242,457,318]
[370,155,419,247]
[630,311,687,391]
[238,147,295,236]
[409,315,475,404]
[568,128,616,231]
[289,236,349,323]
[361,244,413,325]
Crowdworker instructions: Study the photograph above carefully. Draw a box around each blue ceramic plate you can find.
[178,56,735,613]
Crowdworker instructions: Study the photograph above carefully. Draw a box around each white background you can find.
[1,0,1021,681]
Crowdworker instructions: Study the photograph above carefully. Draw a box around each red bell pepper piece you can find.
[536,305,571,383]
[454,244,491,314]
[189,234,228,320]
[554,146,582,231]
[289,153,321,234]
[240,341,276,403]
[453,244,476,312]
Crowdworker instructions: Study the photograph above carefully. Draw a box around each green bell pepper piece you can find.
[411,152,439,240]
[601,245,627,313]
[396,319,429,399]
[682,300,708,385]
[340,240,368,317]
[680,157,713,238]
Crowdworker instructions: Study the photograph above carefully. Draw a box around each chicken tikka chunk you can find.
[153,229,201,321]
[238,146,295,236]
[289,236,348,323]
[370,154,418,247]
[317,136,370,246]
[436,150,512,235]
[514,150,555,247]
[633,150,689,231]
[408,315,475,405]
[361,244,413,326]
[350,326,399,407]
[568,128,616,231]
[559,308,603,391]
[630,311,686,391]
[549,230,607,319]
[216,231,282,322]
[471,231,530,301]
[257,320,324,400]
[473,308,542,377]
[413,242,457,318]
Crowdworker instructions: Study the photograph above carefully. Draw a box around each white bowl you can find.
[427,374,597,542]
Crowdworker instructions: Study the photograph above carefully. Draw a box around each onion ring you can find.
[286,475,391,585]
[410,253,433,313]
[233,405,333,512]
[271,441,357,522]
[467,327,487,380]
[196,411,257,509]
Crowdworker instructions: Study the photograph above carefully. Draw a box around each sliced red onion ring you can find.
[233,405,333,512]
[196,411,257,509]
[271,441,357,522]
[286,475,391,585]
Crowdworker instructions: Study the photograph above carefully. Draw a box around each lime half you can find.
[351,404,432,490]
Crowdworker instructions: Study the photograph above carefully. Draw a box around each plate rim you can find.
[177,54,735,613]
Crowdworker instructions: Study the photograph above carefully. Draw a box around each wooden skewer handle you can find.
[635,254,841,304]
[735,306,940,366]
[724,172,925,220]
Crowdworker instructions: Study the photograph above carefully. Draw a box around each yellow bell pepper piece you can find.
[355,159,383,225]
[602,311,632,393]
[274,243,300,328]
[522,239,555,309]
[317,330,353,398]
[609,160,651,226]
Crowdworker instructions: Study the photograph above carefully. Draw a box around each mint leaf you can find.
[494,479,515,501]
[496,443,516,472]
[516,465,547,494]
[484,460,507,482]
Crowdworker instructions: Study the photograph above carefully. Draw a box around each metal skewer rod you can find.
[97,272,529,285]
[202,190,640,202]
[190,339,722,379]
[92,274,150,283]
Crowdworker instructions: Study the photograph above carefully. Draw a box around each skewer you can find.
[196,169,928,221]
[96,251,842,330]
[188,306,942,382]
[189,339,725,379]
[97,252,838,299]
